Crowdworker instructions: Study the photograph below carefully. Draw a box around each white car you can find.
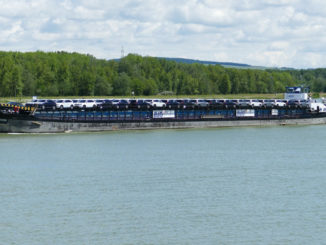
[150,99,166,108]
[56,99,74,109]
[249,99,263,107]
[275,100,287,107]
[78,99,97,109]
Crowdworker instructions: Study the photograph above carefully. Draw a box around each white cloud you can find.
[0,0,326,68]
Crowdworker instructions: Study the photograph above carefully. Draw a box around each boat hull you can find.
[1,116,326,133]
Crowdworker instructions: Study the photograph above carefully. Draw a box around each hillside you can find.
[157,57,252,68]
[118,57,293,70]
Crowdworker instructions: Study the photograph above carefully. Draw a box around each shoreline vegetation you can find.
[2,93,326,104]
[0,51,326,100]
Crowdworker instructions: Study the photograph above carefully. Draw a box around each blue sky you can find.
[1,0,326,68]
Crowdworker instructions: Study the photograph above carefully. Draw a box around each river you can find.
[0,126,326,244]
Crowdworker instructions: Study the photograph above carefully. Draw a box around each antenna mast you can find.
[121,46,125,58]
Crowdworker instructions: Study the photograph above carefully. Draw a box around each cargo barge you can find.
[1,87,326,133]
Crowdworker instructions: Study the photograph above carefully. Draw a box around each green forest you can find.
[0,51,326,97]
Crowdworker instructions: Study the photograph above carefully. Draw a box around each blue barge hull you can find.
[0,107,326,133]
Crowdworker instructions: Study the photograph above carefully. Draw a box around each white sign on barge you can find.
[236,109,255,117]
[153,110,175,119]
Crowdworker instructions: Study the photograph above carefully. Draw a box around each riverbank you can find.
[0,93,288,103]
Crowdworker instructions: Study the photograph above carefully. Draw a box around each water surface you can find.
[0,126,326,244]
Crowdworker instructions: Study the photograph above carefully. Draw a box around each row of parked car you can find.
[25,98,312,110]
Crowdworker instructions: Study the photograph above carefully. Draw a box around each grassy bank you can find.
[1,93,324,103]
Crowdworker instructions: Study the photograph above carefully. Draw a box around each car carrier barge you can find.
[1,87,326,133]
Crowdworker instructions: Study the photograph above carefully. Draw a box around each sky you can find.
[1,0,326,68]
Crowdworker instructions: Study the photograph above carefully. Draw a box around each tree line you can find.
[0,51,325,97]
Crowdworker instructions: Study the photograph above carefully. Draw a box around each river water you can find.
[0,126,326,244]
